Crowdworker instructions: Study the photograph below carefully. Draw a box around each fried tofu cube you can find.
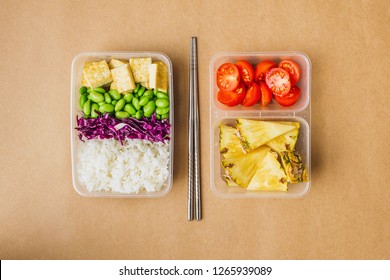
[108,58,126,69]
[111,64,136,93]
[82,60,112,88]
[129,57,152,83]
[149,61,168,93]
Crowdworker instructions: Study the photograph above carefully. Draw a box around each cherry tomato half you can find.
[278,60,301,86]
[265,67,291,97]
[235,60,254,86]
[217,83,246,106]
[274,86,301,107]
[259,81,273,106]
[254,60,277,83]
[241,83,261,107]
[216,63,240,91]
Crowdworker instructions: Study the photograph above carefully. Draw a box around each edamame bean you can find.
[83,99,91,116]
[79,86,87,94]
[143,100,156,117]
[98,101,105,106]
[104,92,112,103]
[155,98,169,108]
[87,88,92,93]
[143,89,154,98]
[109,89,121,100]
[79,94,87,108]
[124,104,136,115]
[156,107,170,115]
[156,92,169,99]
[89,90,104,103]
[139,96,150,106]
[153,88,158,95]
[124,93,134,103]
[161,113,169,120]
[137,86,146,97]
[115,111,130,119]
[133,83,140,93]
[132,97,141,110]
[94,87,106,94]
[115,98,126,112]
[99,103,114,113]
[91,103,99,118]
[156,114,161,120]
[111,100,118,105]
[135,110,143,119]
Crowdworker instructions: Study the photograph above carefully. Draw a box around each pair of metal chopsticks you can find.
[188,37,201,221]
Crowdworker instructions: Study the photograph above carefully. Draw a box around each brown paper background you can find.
[1,0,389,260]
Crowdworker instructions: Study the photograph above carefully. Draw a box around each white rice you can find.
[77,139,170,193]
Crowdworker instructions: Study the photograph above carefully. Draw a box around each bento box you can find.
[210,52,311,198]
[71,52,174,198]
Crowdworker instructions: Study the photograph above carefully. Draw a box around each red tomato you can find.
[265,68,291,97]
[259,81,272,106]
[235,60,254,86]
[278,60,301,86]
[254,60,277,83]
[274,86,301,106]
[241,83,261,106]
[217,83,246,106]
[216,63,240,91]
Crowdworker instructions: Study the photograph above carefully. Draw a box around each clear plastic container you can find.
[210,52,311,198]
[70,52,174,198]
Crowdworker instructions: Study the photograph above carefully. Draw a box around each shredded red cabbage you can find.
[75,113,170,144]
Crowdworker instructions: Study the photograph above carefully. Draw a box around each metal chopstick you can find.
[192,37,201,221]
[188,38,195,221]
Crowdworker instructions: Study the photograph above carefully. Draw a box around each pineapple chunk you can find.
[247,151,288,191]
[222,146,270,188]
[280,150,308,183]
[237,119,296,152]
[266,122,300,152]
[219,124,244,158]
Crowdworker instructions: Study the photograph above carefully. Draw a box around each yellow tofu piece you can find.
[129,57,152,83]
[140,82,149,88]
[149,61,168,93]
[111,64,135,93]
[108,58,126,69]
[110,81,117,90]
[82,60,112,88]
[81,73,89,87]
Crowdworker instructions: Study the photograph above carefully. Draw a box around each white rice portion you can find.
[77,139,170,193]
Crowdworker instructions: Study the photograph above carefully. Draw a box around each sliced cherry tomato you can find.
[217,83,246,106]
[274,86,301,107]
[241,83,260,106]
[265,67,291,97]
[216,63,240,91]
[254,60,277,83]
[259,81,272,106]
[235,60,254,86]
[278,60,301,86]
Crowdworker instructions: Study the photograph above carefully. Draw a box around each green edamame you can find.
[132,97,141,110]
[98,101,106,106]
[109,89,121,100]
[124,93,134,103]
[161,113,169,120]
[104,92,112,103]
[139,96,150,107]
[111,100,117,105]
[155,98,169,108]
[89,91,105,103]
[79,86,87,94]
[134,83,140,93]
[115,111,130,119]
[153,88,158,95]
[143,100,156,117]
[94,87,106,94]
[83,100,91,116]
[79,94,87,109]
[156,114,161,120]
[156,107,170,115]
[156,92,169,99]
[87,88,92,93]
[99,103,114,113]
[124,104,136,115]
[91,103,99,118]
[135,110,143,119]
[115,98,126,112]
[137,86,146,97]
[143,89,154,98]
